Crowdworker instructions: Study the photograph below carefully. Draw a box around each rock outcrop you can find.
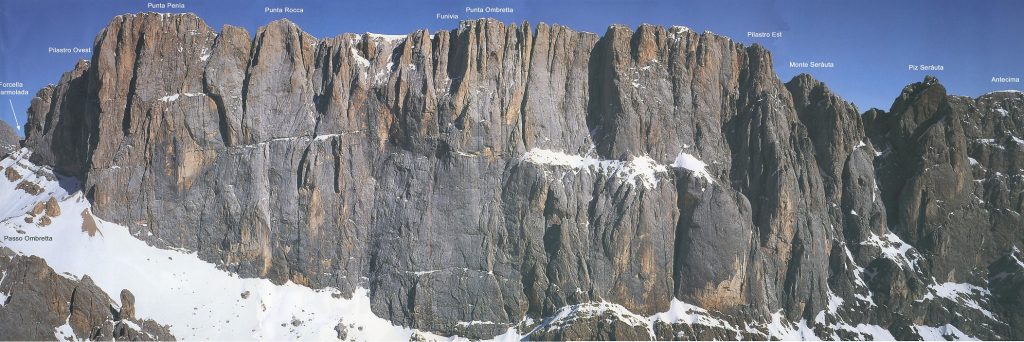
[0,247,175,340]
[19,12,1024,340]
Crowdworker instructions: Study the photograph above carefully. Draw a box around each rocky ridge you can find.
[17,12,1024,340]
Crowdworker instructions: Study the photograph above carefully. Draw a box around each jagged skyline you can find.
[4,6,1024,339]
[1,0,1022,134]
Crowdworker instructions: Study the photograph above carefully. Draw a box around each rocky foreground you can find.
[0,248,174,340]
[4,12,1024,340]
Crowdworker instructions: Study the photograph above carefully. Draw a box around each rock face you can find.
[0,247,175,340]
[0,120,18,156]
[21,13,1024,339]
[119,289,136,320]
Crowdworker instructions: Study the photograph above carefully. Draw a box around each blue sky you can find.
[1,0,1022,136]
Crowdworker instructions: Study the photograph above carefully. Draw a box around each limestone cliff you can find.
[20,13,1024,339]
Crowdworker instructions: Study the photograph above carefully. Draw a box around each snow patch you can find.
[538,301,650,336]
[158,93,203,102]
[456,320,497,327]
[313,134,342,142]
[1012,246,1024,268]
[198,47,210,62]
[842,246,875,305]
[0,150,69,219]
[670,25,691,33]
[812,290,899,341]
[411,269,443,276]
[667,26,693,42]
[861,232,921,271]
[976,138,1006,150]
[350,47,370,68]
[373,63,392,84]
[366,33,408,43]
[53,316,76,341]
[765,313,819,341]
[650,298,743,335]
[826,290,844,315]
[0,271,8,307]
[671,152,715,183]
[519,149,669,188]
[919,281,995,320]
[914,324,978,341]
[832,322,895,341]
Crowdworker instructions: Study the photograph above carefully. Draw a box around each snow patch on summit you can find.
[366,33,408,42]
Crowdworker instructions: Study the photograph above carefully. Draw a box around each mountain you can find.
[4,12,1023,340]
